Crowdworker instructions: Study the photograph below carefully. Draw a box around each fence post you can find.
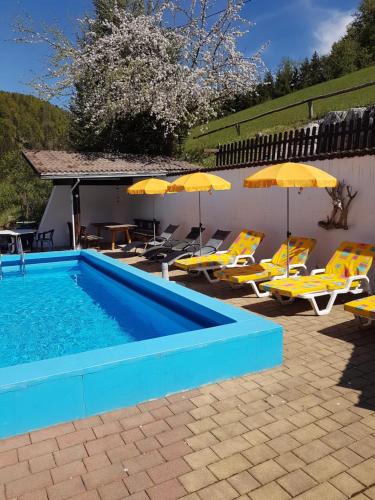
[308,100,314,119]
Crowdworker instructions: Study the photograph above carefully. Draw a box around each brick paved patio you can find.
[1,254,375,499]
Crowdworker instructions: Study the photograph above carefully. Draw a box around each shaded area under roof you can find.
[22,150,199,180]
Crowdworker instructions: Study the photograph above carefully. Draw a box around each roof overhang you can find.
[23,150,199,180]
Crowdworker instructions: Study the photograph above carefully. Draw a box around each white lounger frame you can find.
[186,251,256,283]
[271,268,372,316]
[229,259,308,298]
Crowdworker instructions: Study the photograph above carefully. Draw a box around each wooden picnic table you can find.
[104,224,137,250]
[91,222,121,237]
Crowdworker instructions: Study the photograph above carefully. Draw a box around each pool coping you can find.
[0,250,283,437]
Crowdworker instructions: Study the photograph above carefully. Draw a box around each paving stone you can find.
[0,449,18,469]
[277,469,317,496]
[51,459,86,483]
[160,441,192,461]
[330,471,364,497]
[179,468,216,492]
[228,471,260,495]
[83,453,111,472]
[53,444,88,466]
[290,423,327,444]
[208,453,250,480]
[147,478,186,499]
[303,455,346,482]
[147,457,191,484]
[106,443,140,463]
[211,435,250,458]
[57,430,95,450]
[293,439,334,464]
[123,450,165,475]
[294,482,346,499]
[249,459,286,485]
[29,453,56,473]
[98,480,129,500]
[275,452,306,472]
[184,448,219,469]
[81,464,126,489]
[18,439,59,461]
[242,443,277,466]
[185,432,219,451]
[197,479,238,500]
[124,471,153,494]
[47,477,86,500]
[6,471,52,498]
[249,481,291,500]
[349,435,375,458]
[347,458,375,486]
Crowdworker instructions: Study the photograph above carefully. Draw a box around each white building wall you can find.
[130,155,375,276]
[39,184,132,248]
[39,155,375,280]
[38,185,72,248]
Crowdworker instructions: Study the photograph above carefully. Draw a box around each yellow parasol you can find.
[128,178,172,241]
[168,172,231,252]
[244,162,337,276]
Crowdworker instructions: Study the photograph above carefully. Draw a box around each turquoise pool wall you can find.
[0,250,283,438]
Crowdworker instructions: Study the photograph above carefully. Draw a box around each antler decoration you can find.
[318,180,358,230]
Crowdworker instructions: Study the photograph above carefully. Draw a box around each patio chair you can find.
[344,295,375,328]
[143,226,204,261]
[174,229,265,283]
[161,229,231,265]
[118,224,179,255]
[34,229,54,251]
[79,226,103,249]
[214,236,316,297]
[260,241,375,316]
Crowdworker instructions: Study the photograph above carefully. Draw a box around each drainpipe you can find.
[71,178,80,250]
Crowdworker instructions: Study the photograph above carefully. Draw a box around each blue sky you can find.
[0,0,360,104]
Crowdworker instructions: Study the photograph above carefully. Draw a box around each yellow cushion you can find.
[227,229,265,257]
[175,229,264,271]
[215,262,294,284]
[344,296,375,320]
[260,274,362,298]
[260,241,375,298]
[175,253,234,271]
[271,236,316,267]
[325,241,375,278]
[215,236,315,284]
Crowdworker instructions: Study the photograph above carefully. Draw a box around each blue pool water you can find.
[0,260,217,368]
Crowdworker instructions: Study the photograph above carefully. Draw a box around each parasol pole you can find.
[152,196,156,243]
[198,191,203,255]
[286,187,290,277]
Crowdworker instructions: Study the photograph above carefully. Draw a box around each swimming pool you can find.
[0,250,282,437]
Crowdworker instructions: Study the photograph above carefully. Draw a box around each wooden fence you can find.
[215,111,375,168]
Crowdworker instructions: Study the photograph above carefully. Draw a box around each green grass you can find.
[184,66,375,156]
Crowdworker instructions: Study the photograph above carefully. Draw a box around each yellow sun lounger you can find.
[344,296,375,328]
[214,236,316,297]
[260,241,375,316]
[174,229,265,283]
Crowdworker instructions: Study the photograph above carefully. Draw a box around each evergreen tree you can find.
[274,59,294,98]
[308,51,326,85]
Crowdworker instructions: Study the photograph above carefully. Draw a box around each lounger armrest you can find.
[311,268,325,275]
[345,275,370,289]
[260,258,272,263]
[232,254,255,266]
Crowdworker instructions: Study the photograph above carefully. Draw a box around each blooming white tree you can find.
[16,0,264,150]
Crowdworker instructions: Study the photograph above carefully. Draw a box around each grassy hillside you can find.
[185,66,375,154]
[0,91,70,153]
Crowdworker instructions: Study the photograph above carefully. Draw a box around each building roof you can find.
[23,150,198,179]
